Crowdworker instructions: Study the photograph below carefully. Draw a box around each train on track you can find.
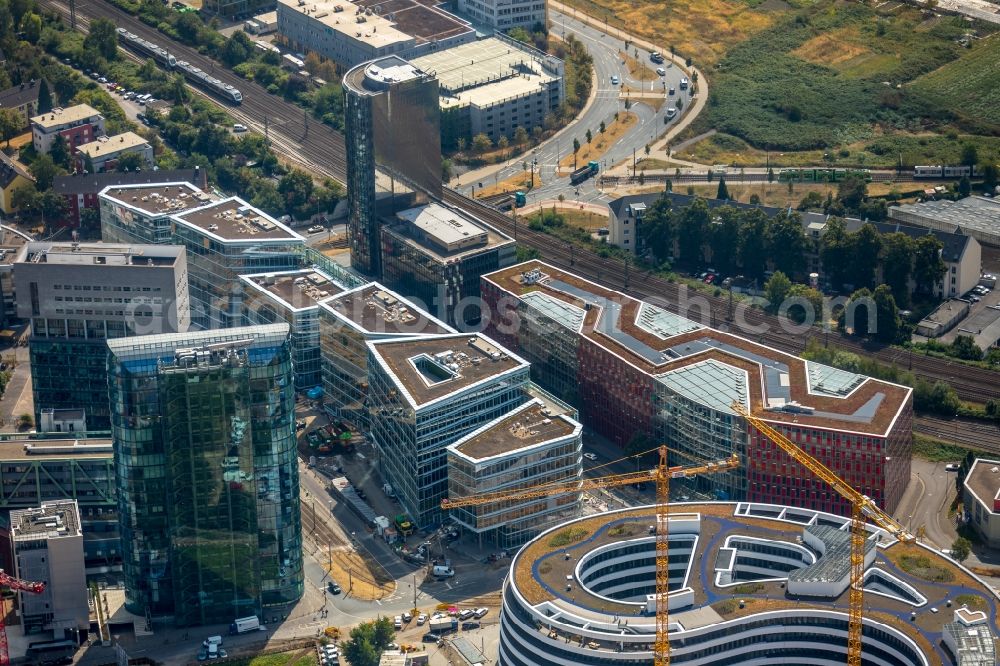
[912,165,982,179]
[778,168,872,182]
[116,28,243,104]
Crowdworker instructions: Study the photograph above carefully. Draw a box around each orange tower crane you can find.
[0,569,46,666]
[441,446,740,666]
[731,402,915,666]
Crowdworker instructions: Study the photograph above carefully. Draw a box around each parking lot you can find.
[938,275,1000,349]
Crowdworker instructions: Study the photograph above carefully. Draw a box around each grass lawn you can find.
[533,206,609,231]
[567,0,1000,164]
[618,50,659,82]
[559,112,637,169]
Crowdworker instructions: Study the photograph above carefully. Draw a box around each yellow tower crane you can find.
[731,402,915,666]
[441,445,740,666]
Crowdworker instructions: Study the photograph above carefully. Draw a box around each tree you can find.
[675,198,710,267]
[981,163,998,193]
[820,217,853,292]
[513,126,528,146]
[29,154,58,190]
[441,158,453,183]
[709,206,740,275]
[880,232,914,308]
[850,223,883,290]
[586,129,592,144]
[116,152,148,172]
[961,144,979,169]
[958,175,971,197]
[639,194,675,262]
[10,185,40,216]
[21,11,40,43]
[951,335,983,361]
[599,121,606,134]
[913,235,946,295]
[221,30,253,67]
[0,108,22,147]
[572,138,580,154]
[48,135,70,169]
[36,78,52,114]
[278,169,315,214]
[837,175,867,213]
[767,211,807,277]
[788,284,824,324]
[871,284,901,343]
[84,18,119,61]
[80,206,101,231]
[169,73,188,104]
[497,135,509,155]
[176,12,203,43]
[738,209,769,280]
[764,271,792,312]
[840,288,873,337]
[767,167,775,183]
[950,536,972,563]
[716,176,729,200]
[471,133,492,153]
[341,617,395,666]
[749,193,761,205]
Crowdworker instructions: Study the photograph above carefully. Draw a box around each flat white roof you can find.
[277,0,411,48]
[31,104,101,129]
[396,202,487,248]
[77,131,150,157]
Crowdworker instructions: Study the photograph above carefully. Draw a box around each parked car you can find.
[402,611,413,622]
[233,123,249,132]
[327,581,341,594]
[474,607,489,618]
[461,621,480,630]
[394,616,403,630]
[197,649,208,662]
[458,609,475,620]
[656,67,666,76]
[704,274,716,284]
[308,225,325,234]
[945,463,961,472]
[422,633,441,643]
[583,452,597,461]
[416,613,427,625]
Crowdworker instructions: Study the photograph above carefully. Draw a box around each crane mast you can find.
[442,446,740,666]
[0,570,47,666]
[731,402,914,666]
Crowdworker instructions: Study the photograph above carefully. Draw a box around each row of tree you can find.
[639,194,946,306]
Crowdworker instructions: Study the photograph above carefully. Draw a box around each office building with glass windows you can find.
[481,261,913,516]
[241,269,350,392]
[343,55,441,277]
[100,184,306,330]
[380,202,515,328]
[366,333,529,527]
[107,325,303,627]
[15,242,190,430]
[317,282,453,427]
[99,181,213,246]
[446,395,582,550]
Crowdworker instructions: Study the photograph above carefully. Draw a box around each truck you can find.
[570,161,599,185]
[395,514,414,537]
[230,615,260,634]
[514,191,527,207]
[429,617,458,634]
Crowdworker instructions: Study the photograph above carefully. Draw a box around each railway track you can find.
[915,416,1000,454]
[43,0,1000,410]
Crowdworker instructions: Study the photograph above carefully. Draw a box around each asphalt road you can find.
[456,7,689,203]
[894,457,960,552]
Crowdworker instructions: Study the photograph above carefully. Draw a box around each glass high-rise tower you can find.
[108,324,303,627]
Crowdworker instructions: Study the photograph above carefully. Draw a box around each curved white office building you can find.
[498,503,998,666]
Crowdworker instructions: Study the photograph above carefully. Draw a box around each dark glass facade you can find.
[109,325,303,626]
[29,338,114,429]
[343,56,441,277]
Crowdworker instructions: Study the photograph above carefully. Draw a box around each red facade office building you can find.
[481,261,913,516]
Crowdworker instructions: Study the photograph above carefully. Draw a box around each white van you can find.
[204,636,223,647]
[208,644,219,659]
[433,565,455,578]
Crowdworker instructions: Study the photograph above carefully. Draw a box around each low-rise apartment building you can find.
[75,132,154,174]
[481,261,913,516]
[962,458,1000,548]
[31,104,105,154]
[0,80,42,129]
